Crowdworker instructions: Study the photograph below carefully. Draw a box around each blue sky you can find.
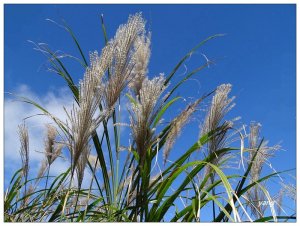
[4,4,296,220]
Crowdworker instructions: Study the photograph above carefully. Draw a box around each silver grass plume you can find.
[130,74,167,163]
[44,124,63,166]
[163,98,203,163]
[18,122,30,206]
[247,122,279,218]
[128,31,151,96]
[66,48,111,182]
[199,82,235,214]
[201,84,235,166]
[247,122,265,218]
[18,122,30,183]
[103,13,146,113]
[248,123,279,182]
[200,84,235,220]
[89,44,114,86]
[248,122,263,183]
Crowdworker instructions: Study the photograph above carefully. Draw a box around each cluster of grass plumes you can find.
[4,13,296,222]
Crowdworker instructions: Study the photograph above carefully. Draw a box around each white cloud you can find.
[4,85,74,186]
[4,84,133,190]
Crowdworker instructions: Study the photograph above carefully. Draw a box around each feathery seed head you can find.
[249,121,262,150]
[89,45,114,81]
[66,46,111,179]
[247,122,280,218]
[248,122,264,183]
[129,32,151,95]
[138,74,166,120]
[163,97,203,163]
[202,84,235,154]
[248,122,278,183]
[44,124,59,165]
[18,122,30,180]
[202,84,235,155]
[130,74,167,162]
[201,84,235,180]
[103,13,147,112]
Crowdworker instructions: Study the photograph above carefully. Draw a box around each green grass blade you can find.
[148,126,230,193]
[4,169,23,211]
[100,14,109,44]
[42,45,79,101]
[149,149,233,221]
[164,33,225,85]
[165,63,212,102]
[47,168,71,196]
[92,132,112,205]
[61,20,88,67]
[153,96,181,127]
